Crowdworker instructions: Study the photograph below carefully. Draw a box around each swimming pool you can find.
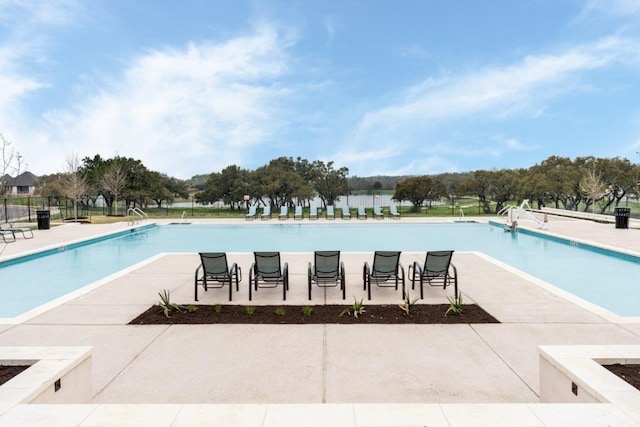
[1,222,639,318]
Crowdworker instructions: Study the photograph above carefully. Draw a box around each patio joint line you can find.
[91,324,173,399]
[468,324,540,398]
[322,324,327,403]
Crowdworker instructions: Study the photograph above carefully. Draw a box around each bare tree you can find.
[579,169,607,213]
[101,163,127,215]
[1,133,24,195]
[59,154,89,221]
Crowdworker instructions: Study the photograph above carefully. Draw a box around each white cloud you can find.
[578,0,640,19]
[341,36,640,175]
[33,24,293,178]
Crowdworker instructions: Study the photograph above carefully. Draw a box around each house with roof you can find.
[1,171,38,196]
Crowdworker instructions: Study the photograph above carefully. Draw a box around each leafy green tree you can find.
[254,157,308,208]
[590,156,636,212]
[196,165,252,209]
[458,171,492,213]
[393,176,445,212]
[35,173,66,204]
[147,172,185,208]
[312,161,350,207]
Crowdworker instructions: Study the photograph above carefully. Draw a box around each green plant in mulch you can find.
[187,304,197,313]
[445,293,463,317]
[398,289,419,315]
[302,306,314,316]
[246,306,256,315]
[158,289,185,318]
[275,306,287,316]
[340,296,365,318]
[214,304,222,313]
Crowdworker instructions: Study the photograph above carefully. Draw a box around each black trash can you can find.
[614,207,630,229]
[36,210,50,230]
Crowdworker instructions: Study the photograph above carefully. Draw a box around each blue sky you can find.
[1,0,640,179]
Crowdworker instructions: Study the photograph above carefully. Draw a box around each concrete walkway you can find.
[0,215,639,425]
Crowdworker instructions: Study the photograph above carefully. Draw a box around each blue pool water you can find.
[1,223,639,318]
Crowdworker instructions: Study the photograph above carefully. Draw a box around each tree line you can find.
[392,155,638,214]
[37,155,189,217]
[31,152,640,217]
[195,157,350,209]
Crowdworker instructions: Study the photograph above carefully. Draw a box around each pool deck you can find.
[0,215,640,426]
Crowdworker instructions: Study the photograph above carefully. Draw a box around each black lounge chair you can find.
[409,250,458,299]
[194,252,241,301]
[363,251,404,300]
[308,250,345,300]
[249,252,289,300]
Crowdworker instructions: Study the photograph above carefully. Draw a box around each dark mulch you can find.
[129,304,499,325]
[0,365,30,386]
[603,364,640,391]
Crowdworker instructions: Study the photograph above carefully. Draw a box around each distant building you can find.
[1,171,38,196]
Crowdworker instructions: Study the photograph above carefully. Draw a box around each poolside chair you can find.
[373,206,384,220]
[389,205,401,219]
[357,206,367,219]
[261,205,272,220]
[363,251,405,300]
[309,206,319,220]
[1,222,33,239]
[249,251,289,301]
[246,206,257,220]
[194,252,241,302]
[279,206,289,220]
[308,250,345,300]
[326,205,336,220]
[0,228,15,243]
[341,206,351,219]
[409,250,458,299]
[294,206,304,220]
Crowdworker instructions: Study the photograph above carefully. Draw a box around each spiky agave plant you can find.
[445,293,463,317]
[340,296,366,318]
[158,289,184,318]
[399,289,419,315]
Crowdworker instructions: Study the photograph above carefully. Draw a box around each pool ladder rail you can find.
[127,207,148,225]
[498,200,548,232]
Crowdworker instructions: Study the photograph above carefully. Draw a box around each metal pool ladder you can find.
[127,207,148,225]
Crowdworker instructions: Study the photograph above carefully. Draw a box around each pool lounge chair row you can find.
[246,205,321,220]
[327,205,401,220]
[246,205,402,220]
[194,250,457,302]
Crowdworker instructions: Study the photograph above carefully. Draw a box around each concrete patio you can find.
[0,215,639,425]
